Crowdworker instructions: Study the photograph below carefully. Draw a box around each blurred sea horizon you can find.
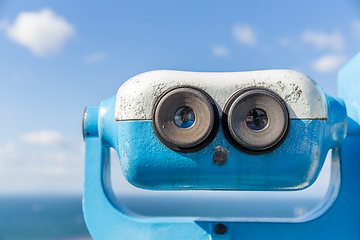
[0,193,323,240]
[0,195,91,240]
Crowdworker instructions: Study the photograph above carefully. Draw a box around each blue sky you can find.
[0,0,359,195]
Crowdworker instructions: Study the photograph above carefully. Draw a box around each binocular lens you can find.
[174,107,196,129]
[246,109,268,131]
[153,87,217,151]
[224,88,289,152]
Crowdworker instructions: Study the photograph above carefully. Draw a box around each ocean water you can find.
[0,194,323,239]
[0,195,91,240]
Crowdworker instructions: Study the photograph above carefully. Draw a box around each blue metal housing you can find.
[98,91,346,191]
[116,111,345,191]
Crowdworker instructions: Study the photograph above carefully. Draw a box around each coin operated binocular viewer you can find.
[83,52,360,239]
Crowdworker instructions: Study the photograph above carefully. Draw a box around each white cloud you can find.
[85,52,107,65]
[0,141,19,163]
[212,45,229,57]
[232,24,256,46]
[352,19,360,38]
[312,54,347,73]
[301,30,344,51]
[0,138,85,194]
[20,130,66,147]
[5,8,74,57]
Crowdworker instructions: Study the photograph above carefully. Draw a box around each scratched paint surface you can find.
[117,120,327,191]
[115,70,328,121]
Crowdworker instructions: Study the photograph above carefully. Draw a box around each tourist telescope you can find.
[82,52,360,239]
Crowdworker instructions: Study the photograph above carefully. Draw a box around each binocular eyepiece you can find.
[153,87,289,154]
[153,87,218,152]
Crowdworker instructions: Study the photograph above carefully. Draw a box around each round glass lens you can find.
[174,107,195,128]
[246,109,268,131]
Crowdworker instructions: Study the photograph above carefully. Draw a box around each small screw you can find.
[214,223,227,235]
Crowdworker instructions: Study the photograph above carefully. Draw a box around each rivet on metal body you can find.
[214,223,227,235]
